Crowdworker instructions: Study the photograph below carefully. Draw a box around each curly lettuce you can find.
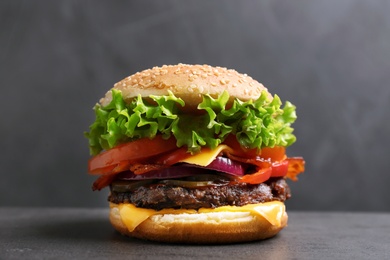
[85,89,297,155]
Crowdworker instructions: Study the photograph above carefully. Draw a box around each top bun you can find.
[100,64,271,108]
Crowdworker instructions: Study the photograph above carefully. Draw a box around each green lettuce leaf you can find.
[85,89,297,155]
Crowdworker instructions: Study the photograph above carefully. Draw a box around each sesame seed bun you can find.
[99,64,271,108]
[109,203,288,244]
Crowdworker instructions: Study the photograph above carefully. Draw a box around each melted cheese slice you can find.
[179,145,234,166]
[112,201,285,232]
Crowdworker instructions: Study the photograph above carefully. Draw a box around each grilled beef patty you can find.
[108,177,291,210]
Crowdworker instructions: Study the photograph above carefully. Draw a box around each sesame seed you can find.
[187,86,194,93]
[189,73,198,81]
[156,83,165,89]
[200,66,211,72]
[220,79,227,85]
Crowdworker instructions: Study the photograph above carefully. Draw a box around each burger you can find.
[85,64,305,244]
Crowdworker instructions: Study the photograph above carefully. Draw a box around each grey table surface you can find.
[1,208,389,260]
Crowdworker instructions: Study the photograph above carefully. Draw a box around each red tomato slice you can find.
[260,146,286,161]
[239,159,290,184]
[239,167,272,184]
[88,136,178,174]
[223,135,287,161]
[89,164,116,175]
[155,147,191,165]
[223,135,259,157]
[270,160,289,177]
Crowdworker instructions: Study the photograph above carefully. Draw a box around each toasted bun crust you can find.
[100,64,271,108]
[110,204,288,244]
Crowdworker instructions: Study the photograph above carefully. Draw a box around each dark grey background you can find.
[1,0,389,211]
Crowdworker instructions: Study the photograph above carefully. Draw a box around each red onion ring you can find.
[117,156,245,180]
[117,166,212,180]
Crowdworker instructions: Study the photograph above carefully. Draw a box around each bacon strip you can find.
[129,163,166,175]
[225,152,272,168]
[286,157,305,181]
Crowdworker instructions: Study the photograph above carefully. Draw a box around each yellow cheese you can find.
[198,202,285,226]
[112,201,285,232]
[117,204,197,232]
[118,205,156,232]
[179,145,234,166]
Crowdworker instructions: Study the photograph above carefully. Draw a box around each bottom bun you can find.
[109,203,288,244]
